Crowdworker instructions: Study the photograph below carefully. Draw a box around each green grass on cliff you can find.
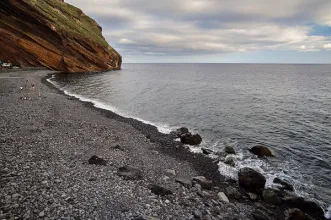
[27,0,113,50]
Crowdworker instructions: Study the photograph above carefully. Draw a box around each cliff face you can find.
[0,0,122,72]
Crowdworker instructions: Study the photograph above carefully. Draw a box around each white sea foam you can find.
[326,206,331,219]
[47,74,329,217]
[47,75,174,134]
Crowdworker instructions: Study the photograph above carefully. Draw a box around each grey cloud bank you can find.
[67,0,331,63]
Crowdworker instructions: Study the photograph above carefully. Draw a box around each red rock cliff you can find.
[0,0,122,72]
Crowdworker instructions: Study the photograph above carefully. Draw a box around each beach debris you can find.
[149,184,173,196]
[238,167,266,193]
[225,186,242,200]
[192,176,213,190]
[224,145,236,155]
[88,155,107,166]
[218,192,230,203]
[273,177,294,191]
[201,147,213,155]
[117,165,143,180]
[250,145,274,157]
[180,133,202,145]
[175,176,192,188]
[262,189,282,205]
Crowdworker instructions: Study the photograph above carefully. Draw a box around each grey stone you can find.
[225,186,241,200]
[175,176,192,188]
[192,176,213,190]
[218,192,229,203]
[164,169,176,176]
[117,165,143,180]
[193,210,203,219]
[262,189,282,205]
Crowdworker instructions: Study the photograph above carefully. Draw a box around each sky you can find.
[66,0,331,63]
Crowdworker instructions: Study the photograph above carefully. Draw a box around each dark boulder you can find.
[274,178,294,191]
[238,168,266,193]
[283,196,325,219]
[88,155,107,166]
[285,209,307,220]
[252,210,271,220]
[150,184,172,196]
[224,145,236,155]
[180,133,202,145]
[262,189,282,205]
[201,148,213,155]
[250,145,274,157]
[171,127,190,137]
[117,165,143,180]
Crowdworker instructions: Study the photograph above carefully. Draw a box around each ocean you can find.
[49,63,331,217]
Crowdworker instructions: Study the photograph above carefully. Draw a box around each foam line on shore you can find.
[47,74,329,218]
[47,75,174,134]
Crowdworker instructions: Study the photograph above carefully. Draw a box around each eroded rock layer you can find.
[0,0,122,72]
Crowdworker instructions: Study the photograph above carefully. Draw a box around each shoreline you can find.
[42,73,225,187]
[0,70,327,219]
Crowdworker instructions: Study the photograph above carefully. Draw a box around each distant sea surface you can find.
[50,64,331,216]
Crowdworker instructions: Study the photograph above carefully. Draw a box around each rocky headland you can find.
[0,0,121,72]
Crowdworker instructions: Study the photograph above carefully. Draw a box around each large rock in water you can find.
[283,196,325,219]
[0,0,121,72]
[180,133,202,145]
[250,145,274,157]
[238,168,266,193]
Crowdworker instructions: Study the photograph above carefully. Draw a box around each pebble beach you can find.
[0,70,326,220]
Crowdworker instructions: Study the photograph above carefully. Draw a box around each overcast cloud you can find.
[66,0,331,63]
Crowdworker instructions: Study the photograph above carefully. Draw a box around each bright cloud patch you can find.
[66,0,331,62]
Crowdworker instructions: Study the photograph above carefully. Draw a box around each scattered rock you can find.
[193,210,203,219]
[250,145,274,157]
[262,189,282,205]
[274,178,294,191]
[283,196,325,219]
[39,211,45,217]
[224,157,236,167]
[171,127,190,137]
[134,216,160,220]
[238,167,266,192]
[149,184,172,196]
[192,176,213,190]
[252,209,271,220]
[165,169,176,176]
[88,155,107,166]
[218,192,229,203]
[247,192,259,201]
[180,133,202,145]
[117,165,143,180]
[175,176,192,188]
[201,148,213,155]
[111,144,125,151]
[224,146,236,155]
[284,209,306,220]
[225,186,241,200]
